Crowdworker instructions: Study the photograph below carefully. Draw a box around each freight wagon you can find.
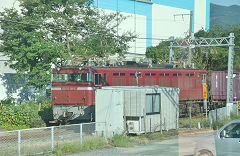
[211,71,240,107]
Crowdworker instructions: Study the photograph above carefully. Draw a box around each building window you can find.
[173,73,182,76]
[145,73,156,76]
[113,73,125,76]
[159,73,169,76]
[146,94,160,114]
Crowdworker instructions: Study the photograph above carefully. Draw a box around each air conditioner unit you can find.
[127,120,139,133]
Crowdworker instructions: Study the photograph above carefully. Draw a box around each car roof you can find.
[228,118,240,124]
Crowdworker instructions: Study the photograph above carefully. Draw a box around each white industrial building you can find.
[95,86,179,137]
[92,0,210,59]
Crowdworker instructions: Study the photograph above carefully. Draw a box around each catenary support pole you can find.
[18,130,21,156]
[226,33,235,117]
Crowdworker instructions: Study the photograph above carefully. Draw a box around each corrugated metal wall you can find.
[96,86,179,136]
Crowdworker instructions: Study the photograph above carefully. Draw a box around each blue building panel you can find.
[135,2,152,47]
[152,0,194,11]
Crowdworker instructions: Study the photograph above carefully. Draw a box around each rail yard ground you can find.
[67,130,214,156]
[52,129,213,156]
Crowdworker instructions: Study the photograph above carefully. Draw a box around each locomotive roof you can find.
[53,66,207,72]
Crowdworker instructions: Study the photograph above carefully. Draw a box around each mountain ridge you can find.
[210,3,240,28]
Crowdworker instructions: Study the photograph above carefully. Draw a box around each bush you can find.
[0,98,52,130]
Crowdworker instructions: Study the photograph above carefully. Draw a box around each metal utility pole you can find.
[169,33,235,117]
[188,11,193,66]
[226,33,235,114]
[117,0,119,36]
[173,11,193,66]
[169,36,174,63]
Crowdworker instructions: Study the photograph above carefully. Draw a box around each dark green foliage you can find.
[0,0,134,89]
[146,41,171,64]
[146,26,240,71]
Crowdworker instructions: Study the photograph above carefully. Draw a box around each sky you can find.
[211,0,240,6]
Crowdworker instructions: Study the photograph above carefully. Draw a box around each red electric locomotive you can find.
[51,65,207,123]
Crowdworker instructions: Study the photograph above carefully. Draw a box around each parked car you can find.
[194,118,240,156]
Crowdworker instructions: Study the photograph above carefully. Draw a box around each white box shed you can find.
[95,86,179,137]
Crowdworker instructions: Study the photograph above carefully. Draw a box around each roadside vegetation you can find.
[179,111,240,130]
[179,117,211,129]
[212,112,240,130]
[53,130,180,155]
[53,136,109,155]
[0,98,52,130]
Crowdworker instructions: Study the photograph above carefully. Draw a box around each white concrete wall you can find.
[194,0,207,32]
[0,0,20,12]
[102,9,147,59]
[152,4,191,46]
[0,53,20,101]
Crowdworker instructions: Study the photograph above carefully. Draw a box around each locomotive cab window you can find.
[94,73,102,86]
[52,74,68,82]
[69,73,92,82]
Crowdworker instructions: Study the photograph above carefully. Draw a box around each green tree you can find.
[146,26,240,71]
[0,0,135,89]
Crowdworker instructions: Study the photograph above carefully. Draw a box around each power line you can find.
[0,19,168,41]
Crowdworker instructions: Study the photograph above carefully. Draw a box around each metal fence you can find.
[0,122,106,156]
[209,104,238,122]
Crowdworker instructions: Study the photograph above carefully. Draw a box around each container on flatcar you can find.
[211,71,240,101]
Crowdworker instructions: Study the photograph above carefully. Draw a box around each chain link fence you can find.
[0,122,106,156]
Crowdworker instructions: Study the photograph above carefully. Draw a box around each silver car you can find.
[194,118,240,156]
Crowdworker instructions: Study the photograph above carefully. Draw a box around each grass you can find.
[53,131,179,155]
[179,117,210,129]
[111,134,134,147]
[146,129,179,140]
[53,136,108,155]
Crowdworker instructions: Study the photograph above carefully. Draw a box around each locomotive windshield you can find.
[52,74,68,82]
[52,73,93,82]
[69,73,93,82]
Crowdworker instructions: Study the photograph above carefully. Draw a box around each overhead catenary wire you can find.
[0,19,169,41]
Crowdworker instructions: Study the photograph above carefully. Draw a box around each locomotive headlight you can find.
[57,67,61,71]
[80,110,85,116]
